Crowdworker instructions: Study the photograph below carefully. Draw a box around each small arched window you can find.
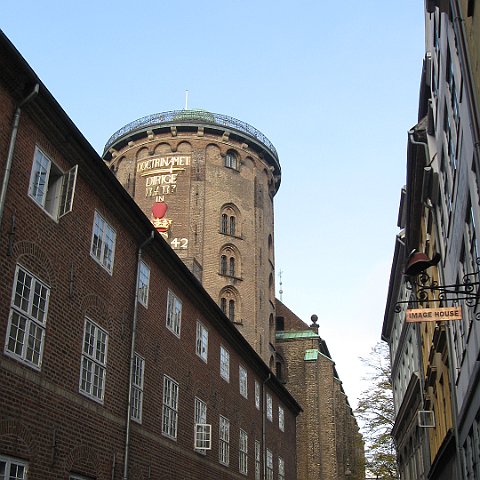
[229,257,235,277]
[225,151,238,170]
[221,255,227,275]
[221,214,228,234]
[219,286,240,323]
[220,204,240,238]
[220,297,227,314]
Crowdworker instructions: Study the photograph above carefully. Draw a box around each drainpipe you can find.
[262,373,271,480]
[0,83,39,227]
[123,231,155,480]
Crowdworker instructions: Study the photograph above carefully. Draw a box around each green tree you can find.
[355,342,398,479]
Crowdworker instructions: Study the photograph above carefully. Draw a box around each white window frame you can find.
[90,211,116,274]
[0,455,28,479]
[166,289,182,337]
[4,265,50,369]
[194,397,209,452]
[131,353,145,423]
[266,449,273,480]
[220,345,230,382]
[28,146,78,220]
[79,318,108,403]
[138,261,150,307]
[255,440,261,480]
[239,429,248,475]
[195,423,212,451]
[278,405,285,432]
[219,416,230,466]
[278,457,285,480]
[225,151,238,170]
[266,393,273,421]
[162,375,179,439]
[255,380,261,410]
[239,365,248,398]
[196,321,208,362]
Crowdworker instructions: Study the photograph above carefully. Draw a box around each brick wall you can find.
[0,35,299,480]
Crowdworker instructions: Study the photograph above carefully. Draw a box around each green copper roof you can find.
[276,330,319,340]
[304,349,319,361]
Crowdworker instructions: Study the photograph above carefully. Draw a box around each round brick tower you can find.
[103,110,281,364]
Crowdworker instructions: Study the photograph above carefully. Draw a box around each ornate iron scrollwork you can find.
[394,258,480,317]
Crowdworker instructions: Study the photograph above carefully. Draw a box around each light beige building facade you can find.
[103,110,280,365]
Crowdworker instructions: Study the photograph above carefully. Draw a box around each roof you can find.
[276,330,319,340]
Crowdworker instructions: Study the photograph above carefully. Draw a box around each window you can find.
[255,381,261,410]
[220,346,230,382]
[90,211,116,274]
[29,146,77,219]
[166,290,182,337]
[219,416,230,466]
[221,214,228,234]
[162,375,179,439]
[266,449,273,480]
[194,397,208,453]
[255,440,261,480]
[221,255,227,275]
[138,261,150,307]
[465,202,479,276]
[0,455,28,479]
[239,429,248,475]
[220,207,238,236]
[239,365,248,398]
[220,255,236,277]
[220,287,240,323]
[196,321,208,362]
[5,265,49,369]
[278,457,285,480]
[266,393,273,421]
[278,405,285,431]
[80,318,108,402]
[225,151,238,170]
[221,298,235,322]
[131,353,145,422]
[220,246,240,278]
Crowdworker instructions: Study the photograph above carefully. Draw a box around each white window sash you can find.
[196,322,208,361]
[5,265,50,368]
[58,164,78,218]
[79,318,108,401]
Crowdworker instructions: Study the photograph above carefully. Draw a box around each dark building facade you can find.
[383,1,480,479]
[0,31,300,480]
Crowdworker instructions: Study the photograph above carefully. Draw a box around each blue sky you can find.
[2,1,425,407]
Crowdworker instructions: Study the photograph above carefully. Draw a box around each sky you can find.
[1,1,426,409]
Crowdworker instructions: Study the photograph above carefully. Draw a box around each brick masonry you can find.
[0,34,300,480]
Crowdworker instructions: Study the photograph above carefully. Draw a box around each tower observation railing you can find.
[103,110,278,164]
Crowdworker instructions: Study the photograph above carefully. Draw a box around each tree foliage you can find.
[355,342,399,479]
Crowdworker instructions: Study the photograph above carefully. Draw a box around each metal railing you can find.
[103,110,278,162]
